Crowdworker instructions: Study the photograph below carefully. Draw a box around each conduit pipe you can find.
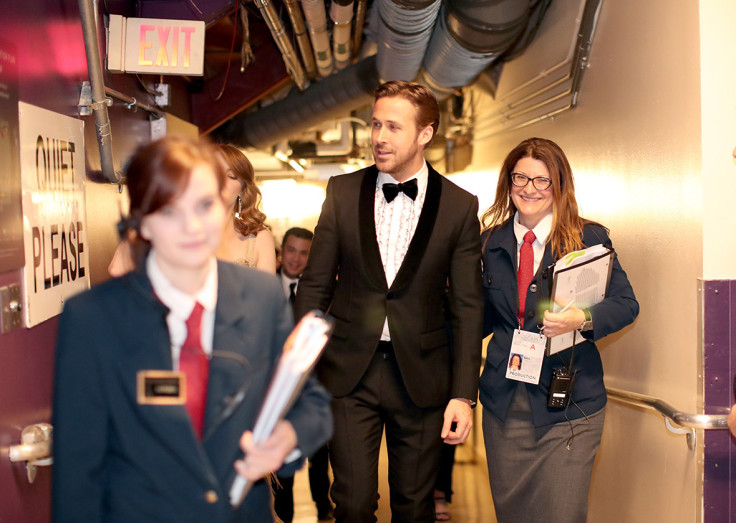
[376,0,441,82]
[422,0,531,97]
[302,0,334,77]
[283,0,317,79]
[352,0,368,59]
[254,0,309,90]
[330,0,354,70]
[215,55,378,149]
[78,0,120,184]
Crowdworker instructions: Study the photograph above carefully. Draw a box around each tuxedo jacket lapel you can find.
[204,266,266,439]
[358,166,388,291]
[390,167,441,292]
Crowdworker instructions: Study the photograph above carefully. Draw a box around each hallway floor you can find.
[290,429,496,523]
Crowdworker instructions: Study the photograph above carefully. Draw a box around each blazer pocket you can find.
[331,317,351,341]
[420,327,448,352]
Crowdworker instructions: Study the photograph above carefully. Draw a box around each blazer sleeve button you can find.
[205,490,218,504]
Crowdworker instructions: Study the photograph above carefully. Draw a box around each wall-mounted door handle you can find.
[8,423,53,483]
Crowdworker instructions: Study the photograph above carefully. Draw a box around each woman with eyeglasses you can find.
[53,136,332,522]
[479,137,638,522]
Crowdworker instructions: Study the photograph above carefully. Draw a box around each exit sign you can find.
[107,15,205,75]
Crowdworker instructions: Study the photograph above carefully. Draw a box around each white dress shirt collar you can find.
[147,251,218,363]
[512,211,553,274]
[377,160,429,193]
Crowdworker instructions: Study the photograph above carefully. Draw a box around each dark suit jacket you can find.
[52,261,332,523]
[295,164,483,409]
[480,221,639,427]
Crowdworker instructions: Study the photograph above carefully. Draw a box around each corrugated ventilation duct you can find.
[376,0,441,81]
[422,0,532,96]
[215,55,379,149]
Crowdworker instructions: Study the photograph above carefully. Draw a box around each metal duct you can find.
[302,0,334,77]
[376,0,441,81]
[215,55,379,150]
[331,0,354,70]
[422,0,532,95]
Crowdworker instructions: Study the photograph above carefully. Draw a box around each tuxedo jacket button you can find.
[205,490,218,504]
[386,292,395,300]
[529,284,537,293]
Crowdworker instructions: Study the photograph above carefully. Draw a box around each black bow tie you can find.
[382,178,418,203]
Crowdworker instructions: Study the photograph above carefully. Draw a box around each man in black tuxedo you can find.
[295,81,483,522]
[273,227,334,522]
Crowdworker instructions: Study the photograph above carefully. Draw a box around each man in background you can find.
[274,227,334,521]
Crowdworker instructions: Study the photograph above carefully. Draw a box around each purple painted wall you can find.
[703,279,736,522]
[1,1,192,521]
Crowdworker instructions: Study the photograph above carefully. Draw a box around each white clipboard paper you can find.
[546,245,613,355]
[229,310,333,508]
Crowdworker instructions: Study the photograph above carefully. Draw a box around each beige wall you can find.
[701,1,736,279]
[450,0,736,521]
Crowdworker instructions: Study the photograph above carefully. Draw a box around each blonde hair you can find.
[218,144,267,236]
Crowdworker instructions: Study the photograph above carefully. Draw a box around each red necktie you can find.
[517,231,536,327]
[180,301,209,439]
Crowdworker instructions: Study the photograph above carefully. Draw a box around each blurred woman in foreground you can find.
[54,136,331,522]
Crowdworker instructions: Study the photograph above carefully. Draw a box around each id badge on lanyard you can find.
[506,328,547,385]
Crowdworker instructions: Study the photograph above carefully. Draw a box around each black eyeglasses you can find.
[510,173,552,191]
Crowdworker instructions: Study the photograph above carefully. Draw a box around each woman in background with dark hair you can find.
[53,136,331,522]
[479,137,638,522]
[216,144,276,272]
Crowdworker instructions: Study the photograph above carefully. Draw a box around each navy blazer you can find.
[295,164,483,408]
[52,261,332,523]
[480,221,639,427]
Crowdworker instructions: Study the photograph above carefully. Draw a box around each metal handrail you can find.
[607,387,730,451]
[607,387,729,430]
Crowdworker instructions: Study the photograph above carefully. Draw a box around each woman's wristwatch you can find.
[579,309,594,331]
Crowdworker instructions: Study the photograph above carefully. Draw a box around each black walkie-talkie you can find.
[548,367,576,408]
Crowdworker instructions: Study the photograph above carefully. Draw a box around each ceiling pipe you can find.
[214,55,379,149]
[352,0,368,60]
[301,0,334,77]
[254,0,309,90]
[421,0,532,97]
[78,0,120,184]
[283,0,318,79]
[331,0,354,70]
[376,0,441,82]
[212,1,546,150]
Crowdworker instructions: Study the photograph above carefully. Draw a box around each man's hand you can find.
[441,399,473,445]
[234,420,298,481]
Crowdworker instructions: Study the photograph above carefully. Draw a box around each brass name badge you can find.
[137,370,186,405]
